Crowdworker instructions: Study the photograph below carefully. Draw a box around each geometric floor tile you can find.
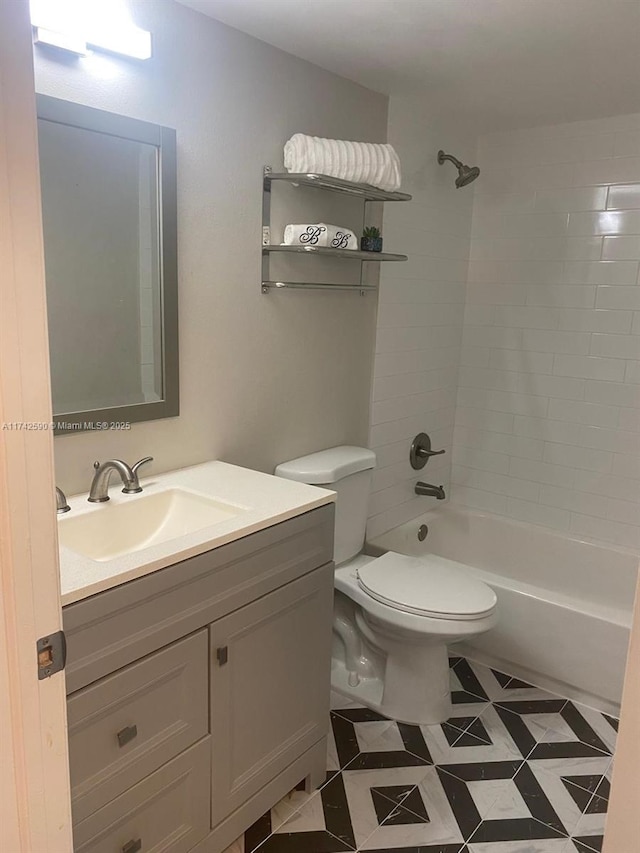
[494,700,612,760]
[331,708,433,770]
[243,656,618,853]
[357,766,466,850]
[438,761,567,843]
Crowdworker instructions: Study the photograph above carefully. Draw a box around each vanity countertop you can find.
[58,461,335,606]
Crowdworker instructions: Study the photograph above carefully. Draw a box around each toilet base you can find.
[331,639,453,725]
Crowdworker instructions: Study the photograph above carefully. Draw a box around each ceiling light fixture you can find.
[31,0,152,60]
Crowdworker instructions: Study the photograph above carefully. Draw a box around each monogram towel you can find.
[282,223,357,250]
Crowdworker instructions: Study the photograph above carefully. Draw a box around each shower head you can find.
[437,150,480,188]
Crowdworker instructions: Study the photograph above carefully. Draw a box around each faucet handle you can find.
[132,456,153,477]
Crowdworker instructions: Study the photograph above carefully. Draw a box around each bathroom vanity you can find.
[58,463,335,853]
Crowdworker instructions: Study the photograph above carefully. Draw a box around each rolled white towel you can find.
[284,133,401,192]
[282,224,328,247]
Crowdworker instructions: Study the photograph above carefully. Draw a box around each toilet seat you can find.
[356,551,497,621]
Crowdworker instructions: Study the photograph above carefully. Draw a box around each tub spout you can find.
[415,481,446,499]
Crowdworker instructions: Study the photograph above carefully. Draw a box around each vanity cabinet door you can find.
[209,563,333,827]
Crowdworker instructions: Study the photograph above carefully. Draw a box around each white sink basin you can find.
[58,487,246,562]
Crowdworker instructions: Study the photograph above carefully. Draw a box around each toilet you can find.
[275,445,497,725]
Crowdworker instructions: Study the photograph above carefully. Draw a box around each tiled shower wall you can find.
[452,114,640,550]
[367,97,476,539]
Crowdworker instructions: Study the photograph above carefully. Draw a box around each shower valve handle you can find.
[410,432,445,470]
[417,447,445,459]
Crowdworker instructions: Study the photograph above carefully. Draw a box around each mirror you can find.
[36,95,178,433]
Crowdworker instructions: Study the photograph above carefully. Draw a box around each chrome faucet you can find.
[56,486,70,514]
[88,457,153,503]
[415,481,446,500]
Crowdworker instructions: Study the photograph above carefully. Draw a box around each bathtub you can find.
[368,504,639,715]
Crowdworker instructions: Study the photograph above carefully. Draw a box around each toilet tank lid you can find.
[274,446,376,484]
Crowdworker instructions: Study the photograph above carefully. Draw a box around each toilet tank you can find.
[274,446,376,565]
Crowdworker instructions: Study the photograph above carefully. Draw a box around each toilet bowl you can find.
[274,445,498,725]
[332,552,497,724]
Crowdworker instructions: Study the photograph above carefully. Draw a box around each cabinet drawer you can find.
[73,737,210,853]
[68,631,208,824]
[64,504,334,693]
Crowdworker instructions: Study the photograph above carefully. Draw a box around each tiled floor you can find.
[230,656,618,853]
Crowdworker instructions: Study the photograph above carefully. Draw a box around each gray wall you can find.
[36,0,388,493]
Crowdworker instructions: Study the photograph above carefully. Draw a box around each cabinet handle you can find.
[216,646,228,666]
[122,840,142,853]
[117,724,138,747]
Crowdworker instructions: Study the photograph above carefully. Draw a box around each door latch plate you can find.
[36,630,66,679]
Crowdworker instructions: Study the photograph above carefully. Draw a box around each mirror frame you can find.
[36,94,179,433]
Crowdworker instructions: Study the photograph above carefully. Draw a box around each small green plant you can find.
[362,226,381,239]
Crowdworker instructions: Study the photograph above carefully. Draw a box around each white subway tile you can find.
[548,397,621,427]
[563,260,639,285]
[534,186,607,212]
[543,442,613,473]
[613,130,640,158]
[505,497,570,531]
[494,306,559,329]
[573,157,640,186]
[632,312,640,335]
[371,461,414,493]
[455,406,515,434]
[526,285,596,308]
[580,425,639,454]
[367,497,434,540]
[495,260,564,285]
[539,484,602,517]
[513,415,582,444]
[556,308,632,333]
[466,283,528,306]
[619,407,640,433]
[602,236,640,260]
[607,184,640,210]
[489,349,553,374]
[450,485,507,514]
[509,457,572,487]
[464,304,496,326]
[573,470,640,504]
[567,210,640,236]
[570,513,640,550]
[369,440,408,470]
[607,497,640,526]
[376,324,462,353]
[373,369,453,402]
[595,286,640,311]
[590,334,640,360]
[552,354,626,382]
[625,361,640,384]
[585,380,640,408]
[460,346,491,368]
[371,388,457,425]
[612,452,640,480]
[452,445,510,474]
[453,465,540,502]
[521,329,591,354]
[462,325,523,350]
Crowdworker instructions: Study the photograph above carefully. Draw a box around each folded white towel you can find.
[283,224,328,246]
[284,133,402,192]
[324,223,357,250]
[282,222,357,250]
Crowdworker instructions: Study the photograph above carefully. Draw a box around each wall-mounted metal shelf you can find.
[263,244,408,262]
[263,169,412,202]
[261,165,411,294]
